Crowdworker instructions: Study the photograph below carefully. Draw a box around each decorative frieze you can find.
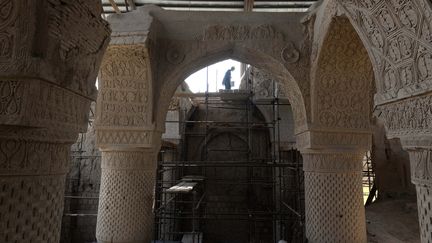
[202,24,285,41]
[303,152,364,173]
[96,129,156,148]
[101,150,156,170]
[378,94,432,138]
[0,79,91,134]
[0,139,70,176]
[96,44,152,129]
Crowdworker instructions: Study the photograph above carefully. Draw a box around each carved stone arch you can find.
[155,43,308,137]
[336,0,432,104]
[311,16,374,135]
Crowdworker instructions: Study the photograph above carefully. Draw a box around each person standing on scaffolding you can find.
[222,66,235,90]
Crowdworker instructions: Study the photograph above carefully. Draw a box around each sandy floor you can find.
[366,198,420,243]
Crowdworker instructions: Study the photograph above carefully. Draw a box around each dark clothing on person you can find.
[222,69,232,90]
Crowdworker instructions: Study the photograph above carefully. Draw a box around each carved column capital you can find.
[95,44,159,149]
[405,147,432,187]
[0,79,93,143]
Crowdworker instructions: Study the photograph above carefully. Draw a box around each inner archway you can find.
[154,59,304,242]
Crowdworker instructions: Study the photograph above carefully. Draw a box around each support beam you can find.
[244,0,254,11]
[127,0,137,10]
[109,0,122,14]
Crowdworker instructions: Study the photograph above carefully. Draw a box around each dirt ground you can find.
[366,198,420,243]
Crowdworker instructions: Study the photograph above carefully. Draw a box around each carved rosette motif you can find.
[281,42,300,64]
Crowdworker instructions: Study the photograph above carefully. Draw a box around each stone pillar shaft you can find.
[407,148,432,243]
[0,139,70,243]
[96,150,156,243]
[303,151,366,243]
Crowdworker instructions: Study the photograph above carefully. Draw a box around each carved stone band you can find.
[96,129,162,149]
[0,138,70,176]
[407,147,432,186]
[303,152,364,173]
[101,150,157,170]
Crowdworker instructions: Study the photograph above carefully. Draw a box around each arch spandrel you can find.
[305,14,375,151]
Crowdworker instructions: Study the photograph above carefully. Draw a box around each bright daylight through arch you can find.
[185,59,242,93]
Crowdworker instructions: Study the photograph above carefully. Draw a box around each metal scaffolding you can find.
[363,151,376,206]
[61,105,101,243]
[154,67,305,243]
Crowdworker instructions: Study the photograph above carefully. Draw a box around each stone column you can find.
[298,131,371,243]
[302,150,366,243]
[0,138,70,243]
[405,147,432,243]
[96,149,157,243]
[0,79,99,243]
[95,41,158,242]
[0,1,109,242]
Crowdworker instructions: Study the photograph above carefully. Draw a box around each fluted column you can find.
[96,149,157,243]
[302,150,366,243]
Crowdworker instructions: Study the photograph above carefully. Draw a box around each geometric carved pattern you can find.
[96,151,156,243]
[416,185,432,243]
[304,171,366,243]
[340,0,432,105]
[0,175,66,243]
[303,152,366,243]
[315,17,373,130]
[303,152,363,173]
[96,129,151,147]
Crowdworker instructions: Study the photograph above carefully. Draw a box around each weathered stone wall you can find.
[371,119,415,199]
